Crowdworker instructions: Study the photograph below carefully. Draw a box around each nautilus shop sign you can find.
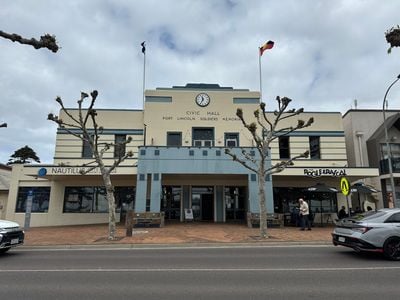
[303,168,347,178]
[37,167,116,176]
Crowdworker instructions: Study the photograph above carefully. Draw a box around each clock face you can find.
[195,93,210,107]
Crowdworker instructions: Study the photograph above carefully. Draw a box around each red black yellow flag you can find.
[259,40,274,56]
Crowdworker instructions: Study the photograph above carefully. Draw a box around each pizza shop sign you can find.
[304,168,347,178]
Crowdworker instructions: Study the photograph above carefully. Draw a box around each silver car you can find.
[0,219,25,253]
[332,208,400,260]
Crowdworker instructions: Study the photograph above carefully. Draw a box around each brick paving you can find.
[23,223,334,246]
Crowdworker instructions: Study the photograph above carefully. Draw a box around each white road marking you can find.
[1,267,400,273]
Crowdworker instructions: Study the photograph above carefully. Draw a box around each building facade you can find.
[343,109,400,209]
[5,84,378,227]
[0,164,11,219]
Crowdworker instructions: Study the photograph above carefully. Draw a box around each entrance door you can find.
[191,186,214,221]
[161,186,182,220]
[201,194,214,220]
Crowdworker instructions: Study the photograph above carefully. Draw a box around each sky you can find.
[0,0,400,164]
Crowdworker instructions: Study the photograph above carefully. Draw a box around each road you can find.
[1,244,399,299]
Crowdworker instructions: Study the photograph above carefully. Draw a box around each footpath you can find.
[22,223,333,248]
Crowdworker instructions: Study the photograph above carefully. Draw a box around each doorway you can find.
[191,186,214,221]
[161,186,182,220]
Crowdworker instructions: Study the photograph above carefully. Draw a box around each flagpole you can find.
[142,45,146,109]
[258,49,262,103]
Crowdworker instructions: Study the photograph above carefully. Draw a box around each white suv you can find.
[0,220,25,253]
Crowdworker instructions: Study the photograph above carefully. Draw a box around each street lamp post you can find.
[382,74,400,208]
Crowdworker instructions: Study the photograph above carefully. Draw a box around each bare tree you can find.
[48,91,133,240]
[0,30,59,52]
[225,96,313,239]
[385,25,400,54]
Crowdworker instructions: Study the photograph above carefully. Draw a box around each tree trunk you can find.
[258,161,268,239]
[99,164,117,240]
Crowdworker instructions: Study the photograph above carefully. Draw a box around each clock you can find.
[195,93,210,107]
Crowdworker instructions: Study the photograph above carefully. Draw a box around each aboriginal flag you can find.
[259,40,274,56]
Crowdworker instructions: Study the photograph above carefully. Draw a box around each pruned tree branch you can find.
[0,30,59,52]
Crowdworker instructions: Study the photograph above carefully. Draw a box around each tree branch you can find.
[0,30,59,52]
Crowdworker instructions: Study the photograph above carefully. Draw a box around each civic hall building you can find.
[4,83,379,227]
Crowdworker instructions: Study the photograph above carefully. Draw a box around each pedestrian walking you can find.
[298,198,311,231]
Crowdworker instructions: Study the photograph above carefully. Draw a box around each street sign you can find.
[340,177,350,196]
[24,190,33,230]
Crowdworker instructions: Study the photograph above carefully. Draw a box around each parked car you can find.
[332,208,400,260]
[0,219,25,253]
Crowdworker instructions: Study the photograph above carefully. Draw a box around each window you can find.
[381,143,400,160]
[114,134,126,158]
[309,136,321,159]
[114,187,136,213]
[225,133,239,147]
[192,128,214,147]
[82,137,93,158]
[15,187,50,213]
[63,187,108,213]
[279,136,290,159]
[167,132,182,146]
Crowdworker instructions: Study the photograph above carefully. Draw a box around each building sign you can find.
[38,167,117,176]
[162,110,241,122]
[304,168,347,178]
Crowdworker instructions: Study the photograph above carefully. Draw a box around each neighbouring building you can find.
[343,109,400,209]
[0,164,11,219]
[5,84,378,227]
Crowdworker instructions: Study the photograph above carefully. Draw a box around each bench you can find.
[247,212,284,228]
[125,211,165,236]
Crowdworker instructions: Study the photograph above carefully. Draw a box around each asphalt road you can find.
[1,244,400,299]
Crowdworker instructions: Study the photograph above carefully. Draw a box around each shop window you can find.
[167,132,182,146]
[15,187,50,213]
[309,136,321,159]
[279,136,290,159]
[114,134,126,158]
[114,187,136,213]
[63,187,108,213]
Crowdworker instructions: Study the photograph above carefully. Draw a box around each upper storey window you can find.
[82,137,93,158]
[193,128,214,147]
[114,134,127,158]
[225,133,239,147]
[279,136,290,159]
[167,132,182,147]
[309,136,321,159]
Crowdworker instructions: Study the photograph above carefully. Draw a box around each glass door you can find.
[161,186,182,220]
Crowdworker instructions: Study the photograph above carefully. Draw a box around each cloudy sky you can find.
[0,0,399,164]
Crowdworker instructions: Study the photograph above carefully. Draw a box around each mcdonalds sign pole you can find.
[340,177,351,217]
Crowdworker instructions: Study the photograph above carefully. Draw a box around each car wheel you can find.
[383,237,400,261]
[0,248,10,254]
